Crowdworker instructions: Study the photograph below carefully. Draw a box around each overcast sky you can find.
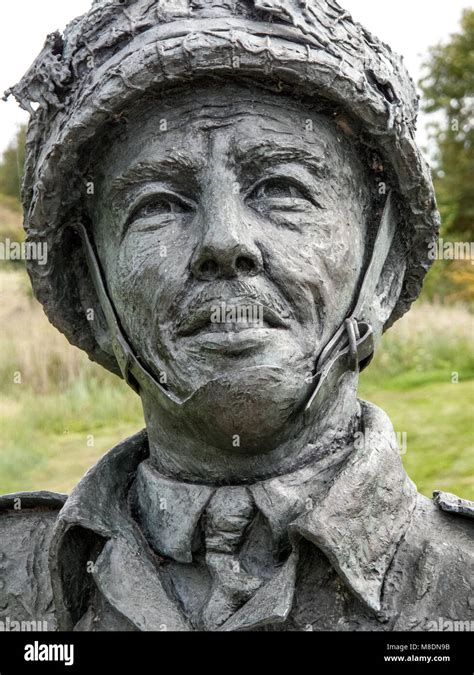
[0,0,470,154]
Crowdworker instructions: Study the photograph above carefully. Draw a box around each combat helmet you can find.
[5,0,439,408]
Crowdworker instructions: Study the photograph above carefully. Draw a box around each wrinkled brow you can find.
[110,138,331,196]
[234,139,332,177]
[110,151,204,195]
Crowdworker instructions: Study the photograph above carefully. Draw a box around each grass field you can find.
[0,267,473,499]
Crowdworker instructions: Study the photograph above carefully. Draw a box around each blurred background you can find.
[0,1,472,498]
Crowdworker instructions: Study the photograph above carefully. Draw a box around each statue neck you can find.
[140,372,361,485]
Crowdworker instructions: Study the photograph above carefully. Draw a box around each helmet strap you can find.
[303,191,397,422]
[77,223,184,410]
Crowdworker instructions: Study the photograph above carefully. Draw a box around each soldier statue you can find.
[1,0,472,631]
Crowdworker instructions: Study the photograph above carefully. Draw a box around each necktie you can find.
[200,486,265,630]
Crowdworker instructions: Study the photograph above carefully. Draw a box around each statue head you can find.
[7,0,439,468]
[86,79,378,448]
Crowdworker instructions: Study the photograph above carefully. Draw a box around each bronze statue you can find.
[1,0,472,632]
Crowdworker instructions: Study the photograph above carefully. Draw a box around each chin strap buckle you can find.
[303,318,374,424]
[345,317,360,372]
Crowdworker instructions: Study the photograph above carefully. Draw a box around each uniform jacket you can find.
[0,401,472,632]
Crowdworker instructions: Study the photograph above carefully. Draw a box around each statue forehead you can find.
[93,82,360,187]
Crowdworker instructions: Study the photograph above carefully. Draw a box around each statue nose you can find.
[192,245,262,280]
[191,186,264,280]
[191,232,263,280]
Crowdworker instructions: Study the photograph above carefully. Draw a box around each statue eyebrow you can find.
[234,141,331,178]
[110,155,202,195]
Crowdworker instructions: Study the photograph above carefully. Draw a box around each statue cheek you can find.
[300,226,364,283]
[120,228,194,269]
[111,244,184,328]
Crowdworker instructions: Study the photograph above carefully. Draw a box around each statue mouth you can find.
[176,300,290,338]
[190,327,280,354]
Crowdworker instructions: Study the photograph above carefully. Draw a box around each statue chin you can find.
[178,365,312,454]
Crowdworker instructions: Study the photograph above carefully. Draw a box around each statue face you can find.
[91,82,371,440]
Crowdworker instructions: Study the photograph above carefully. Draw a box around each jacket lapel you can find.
[289,402,417,614]
[50,430,193,631]
[93,536,190,631]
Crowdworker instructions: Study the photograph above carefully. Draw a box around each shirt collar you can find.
[50,401,417,629]
[133,436,352,564]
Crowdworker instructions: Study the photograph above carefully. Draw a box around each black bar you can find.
[0,631,471,673]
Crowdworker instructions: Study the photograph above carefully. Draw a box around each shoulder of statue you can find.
[432,490,474,520]
[0,490,67,516]
[0,491,67,630]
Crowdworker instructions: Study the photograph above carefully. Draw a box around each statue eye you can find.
[130,194,192,221]
[245,177,323,224]
[248,178,308,201]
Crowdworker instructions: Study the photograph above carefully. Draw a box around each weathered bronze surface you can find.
[1,0,472,632]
